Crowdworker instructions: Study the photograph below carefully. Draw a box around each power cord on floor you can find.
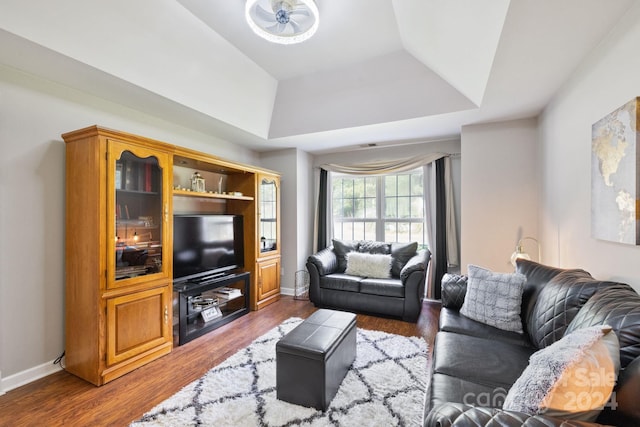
[53,351,65,370]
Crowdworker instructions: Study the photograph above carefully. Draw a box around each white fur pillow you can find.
[345,252,392,279]
[503,325,620,422]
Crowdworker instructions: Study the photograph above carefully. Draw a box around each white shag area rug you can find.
[131,317,428,427]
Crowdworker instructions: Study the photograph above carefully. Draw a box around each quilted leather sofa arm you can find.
[424,403,609,427]
[440,273,468,309]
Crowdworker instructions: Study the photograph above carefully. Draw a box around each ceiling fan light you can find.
[245,0,319,45]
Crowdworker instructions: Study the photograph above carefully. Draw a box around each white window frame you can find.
[331,168,426,246]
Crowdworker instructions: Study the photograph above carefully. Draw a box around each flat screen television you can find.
[173,214,244,282]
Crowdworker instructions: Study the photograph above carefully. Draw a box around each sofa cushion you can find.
[439,308,532,347]
[503,325,619,422]
[428,374,509,410]
[432,332,535,391]
[460,265,526,333]
[345,252,392,279]
[359,277,404,298]
[565,284,640,368]
[527,271,611,349]
[320,273,362,292]
[390,241,417,277]
[332,239,360,273]
[358,240,390,254]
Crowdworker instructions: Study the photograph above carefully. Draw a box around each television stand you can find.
[173,271,250,346]
[192,272,235,286]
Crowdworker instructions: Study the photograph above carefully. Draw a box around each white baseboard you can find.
[0,360,63,394]
[280,287,294,296]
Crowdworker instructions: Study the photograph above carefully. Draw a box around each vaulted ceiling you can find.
[0,0,634,152]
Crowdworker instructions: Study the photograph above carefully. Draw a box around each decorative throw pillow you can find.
[332,239,360,273]
[460,265,526,333]
[345,252,392,279]
[390,242,418,277]
[358,240,391,254]
[503,325,620,422]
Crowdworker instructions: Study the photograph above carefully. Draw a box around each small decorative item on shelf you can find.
[201,305,222,322]
[190,295,219,311]
[191,171,205,193]
[213,287,242,300]
[139,216,154,226]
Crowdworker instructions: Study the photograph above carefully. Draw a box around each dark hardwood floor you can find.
[0,297,441,427]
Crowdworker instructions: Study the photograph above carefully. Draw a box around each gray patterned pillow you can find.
[390,242,418,277]
[460,265,526,333]
[332,239,360,273]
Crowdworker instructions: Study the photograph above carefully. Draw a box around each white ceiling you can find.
[0,0,635,153]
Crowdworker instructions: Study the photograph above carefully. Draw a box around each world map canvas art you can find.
[591,97,640,245]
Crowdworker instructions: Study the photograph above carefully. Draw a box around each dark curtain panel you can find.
[433,158,448,299]
[317,168,328,252]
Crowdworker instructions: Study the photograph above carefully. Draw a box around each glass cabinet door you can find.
[108,141,170,286]
[259,177,278,253]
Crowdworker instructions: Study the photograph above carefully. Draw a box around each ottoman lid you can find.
[277,309,356,360]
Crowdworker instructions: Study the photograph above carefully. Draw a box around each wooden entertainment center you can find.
[63,126,281,385]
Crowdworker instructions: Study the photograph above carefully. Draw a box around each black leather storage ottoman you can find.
[276,309,356,410]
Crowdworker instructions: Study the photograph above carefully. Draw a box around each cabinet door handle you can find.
[164,306,169,325]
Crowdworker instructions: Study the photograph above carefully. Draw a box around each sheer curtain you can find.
[313,153,458,298]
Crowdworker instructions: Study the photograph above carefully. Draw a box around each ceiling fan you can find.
[245,0,319,45]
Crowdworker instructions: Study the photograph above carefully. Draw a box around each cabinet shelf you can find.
[173,272,250,346]
[173,188,253,201]
[116,189,160,196]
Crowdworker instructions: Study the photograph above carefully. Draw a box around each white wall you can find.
[0,65,259,392]
[259,148,315,295]
[460,118,540,273]
[538,4,640,288]
[297,150,315,288]
[259,149,295,293]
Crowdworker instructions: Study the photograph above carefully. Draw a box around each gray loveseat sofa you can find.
[306,239,430,322]
[424,259,640,427]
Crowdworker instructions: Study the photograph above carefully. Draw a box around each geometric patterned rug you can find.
[131,317,427,427]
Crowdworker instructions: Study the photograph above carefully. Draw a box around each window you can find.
[331,168,426,247]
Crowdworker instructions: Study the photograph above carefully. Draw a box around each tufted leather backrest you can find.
[526,271,612,348]
[566,284,640,369]
[516,260,591,326]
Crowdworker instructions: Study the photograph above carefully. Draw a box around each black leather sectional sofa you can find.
[306,240,430,322]
[424,259,640,427]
